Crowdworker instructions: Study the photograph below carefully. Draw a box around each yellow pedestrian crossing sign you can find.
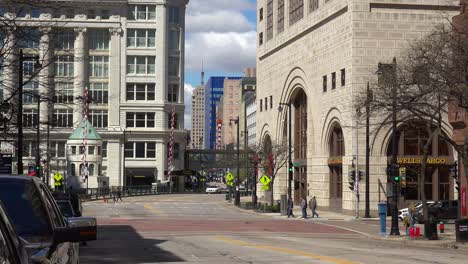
[226,181,234,186]
[262,185,270,191]
[259,175,271,186]
[54,173,64,187]
[225,172,234,182]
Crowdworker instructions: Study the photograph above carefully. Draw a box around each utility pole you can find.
[365,82,371,218]
[389,58,400,236]
[355,108,360,219]
[230,117,240,206]
[35,94,40,178]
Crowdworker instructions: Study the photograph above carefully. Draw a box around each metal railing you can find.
[75,184,171,201]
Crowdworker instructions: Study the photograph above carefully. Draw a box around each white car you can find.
[205,186,221,193]
[398,201,435,220]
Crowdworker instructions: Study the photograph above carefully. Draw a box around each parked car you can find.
[414,200,458,223]
[0,201,30,263]
[398,201,435,220]
[0,176,97,264]
[206,186,221,193]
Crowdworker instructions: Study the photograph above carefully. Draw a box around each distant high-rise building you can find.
[191,85,205,149]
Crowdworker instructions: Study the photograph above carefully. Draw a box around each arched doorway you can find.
[386,123,454,202]
[292,89,307,204]
[328,124,345,212]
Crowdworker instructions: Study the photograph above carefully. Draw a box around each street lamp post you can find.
[229,117,240,206]
[278,102,292,201]
[17,49,41,175]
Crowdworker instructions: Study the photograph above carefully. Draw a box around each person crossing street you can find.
[309,196,319,218]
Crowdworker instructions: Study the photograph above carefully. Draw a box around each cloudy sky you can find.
[183,0,257,129]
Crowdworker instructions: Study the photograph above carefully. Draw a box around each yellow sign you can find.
[225,172,234,182]
[399,167,406,175]
[262,185,270,191]
[227,181,234,186]
[397,157,447,165]
[54,173,63,181]
[259,175,271,186]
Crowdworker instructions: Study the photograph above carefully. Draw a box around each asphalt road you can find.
[80,194,468,264]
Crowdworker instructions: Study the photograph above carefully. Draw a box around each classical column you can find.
[73,27,87,127]
[158,4,168,104]
[108,27,122,128]
[39,27,53,131]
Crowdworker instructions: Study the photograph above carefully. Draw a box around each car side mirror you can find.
[53,217,97,243]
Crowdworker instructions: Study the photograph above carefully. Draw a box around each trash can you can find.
[425,215,438,240]
[455,219,468,243]
[378,202,387,235]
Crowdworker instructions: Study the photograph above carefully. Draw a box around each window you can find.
[270,95,273,109]
[101,10,109,19]
[49,141,66,157]
[65,9,74,19]
[259,32,263,45]
[341,68,346,87]
[89,164,95,176]
[54,83,73,103]
[53,109,73,128]
[167,143,180,159]
[168,84,178,102]
[167,113,179,129]
[331,72,336,90]
[260,99,263,112]
[124,142,157,158]
[127,29,156,48]
[127,56,155,75]
[169,57,179,77]
[259,8,263,21]
[289,0,304,25]
[277,0,285,34]
[89,56,109,77]
[71,146,76,155]
[79,146,85,154]
[18,28,40,49]
[88,146,95,155]
[265,97,268,110]
[97,146,101,155]
[169,30,180,50]
[102,142,107,158]
[310,0,319,12]
[23,81,38,104]
[266,0,273,40]
[89,110,108,128]
[23,109,37,127]
[128,5,156,20]
[55,56,74,77]
[126,112,155,128]
[55,30,74,50]
[89,83,109,103]
[168,6,180,24]
[89,29,110,50]
[323,75,327,92]
[70,164,76,176]
[126,83,155,101]
[88,9,96,19]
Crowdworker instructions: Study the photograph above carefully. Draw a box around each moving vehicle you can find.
[206,186,221,193]
[398,201,435,220]
[0,176,97,264]
[414,200,458,223]
[0,201,30,263]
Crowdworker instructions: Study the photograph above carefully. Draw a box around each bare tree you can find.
[254,136,289,206]
[356,23,468,238]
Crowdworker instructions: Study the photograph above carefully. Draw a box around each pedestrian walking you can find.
[116,188,123,203]
[300,197,307,219]
[309,196,319,218]
[287,197,295,218]
[112,187,117,203]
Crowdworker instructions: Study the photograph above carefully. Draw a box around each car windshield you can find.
[0,179,52,243]
[57,201,74,217]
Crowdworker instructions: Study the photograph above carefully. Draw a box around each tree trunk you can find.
[269,178,275,206]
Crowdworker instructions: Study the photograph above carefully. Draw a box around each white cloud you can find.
[184,83,195,130]
[186,10,253,33]
[185,31,256,73]
[187,0,255,14]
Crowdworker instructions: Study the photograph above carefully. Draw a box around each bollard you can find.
[439,221,445,234]
[378,202,387,236]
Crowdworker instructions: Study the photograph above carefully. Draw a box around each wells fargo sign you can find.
[328,157,342,165]
[396,157,447,165]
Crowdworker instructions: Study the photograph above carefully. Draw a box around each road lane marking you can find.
[143,204,163,215]
[214,236,360,264]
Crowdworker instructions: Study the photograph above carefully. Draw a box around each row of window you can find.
[22,141,66,158]
[259,0,331,45]
[21,109,108,128]
[22,82,179,104]
[323,68,346,92]
[259,95,274,112]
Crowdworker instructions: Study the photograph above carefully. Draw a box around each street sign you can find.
[225,172,234,182]
[226,181,234,186]
[54,173,63,181]
[259,175,271,186]
[292,163,301,167]
[262,185,270,191]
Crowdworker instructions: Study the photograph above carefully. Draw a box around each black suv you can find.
[415,200,458,223]
[0,176,97,263]
[0,201,29,263]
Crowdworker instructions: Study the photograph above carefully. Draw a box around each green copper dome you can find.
[68,120,102,140]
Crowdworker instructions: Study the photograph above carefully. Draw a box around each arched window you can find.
[70,164,76,176]
[329,125,345,157]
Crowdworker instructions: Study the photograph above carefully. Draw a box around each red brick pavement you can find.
[97,218,358,234]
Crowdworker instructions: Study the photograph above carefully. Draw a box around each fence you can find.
[73,184,171,201]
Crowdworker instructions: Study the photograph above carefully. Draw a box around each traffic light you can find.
[450,161,459,192]
[288,162,293,181]
[386,164,400,183]
[358,170,363,182]
[35,164,41,178]
[349,170,356,191]
[399,167,407,188]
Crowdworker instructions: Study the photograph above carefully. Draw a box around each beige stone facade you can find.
[256,0,459,214]
[191,85,205,149]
